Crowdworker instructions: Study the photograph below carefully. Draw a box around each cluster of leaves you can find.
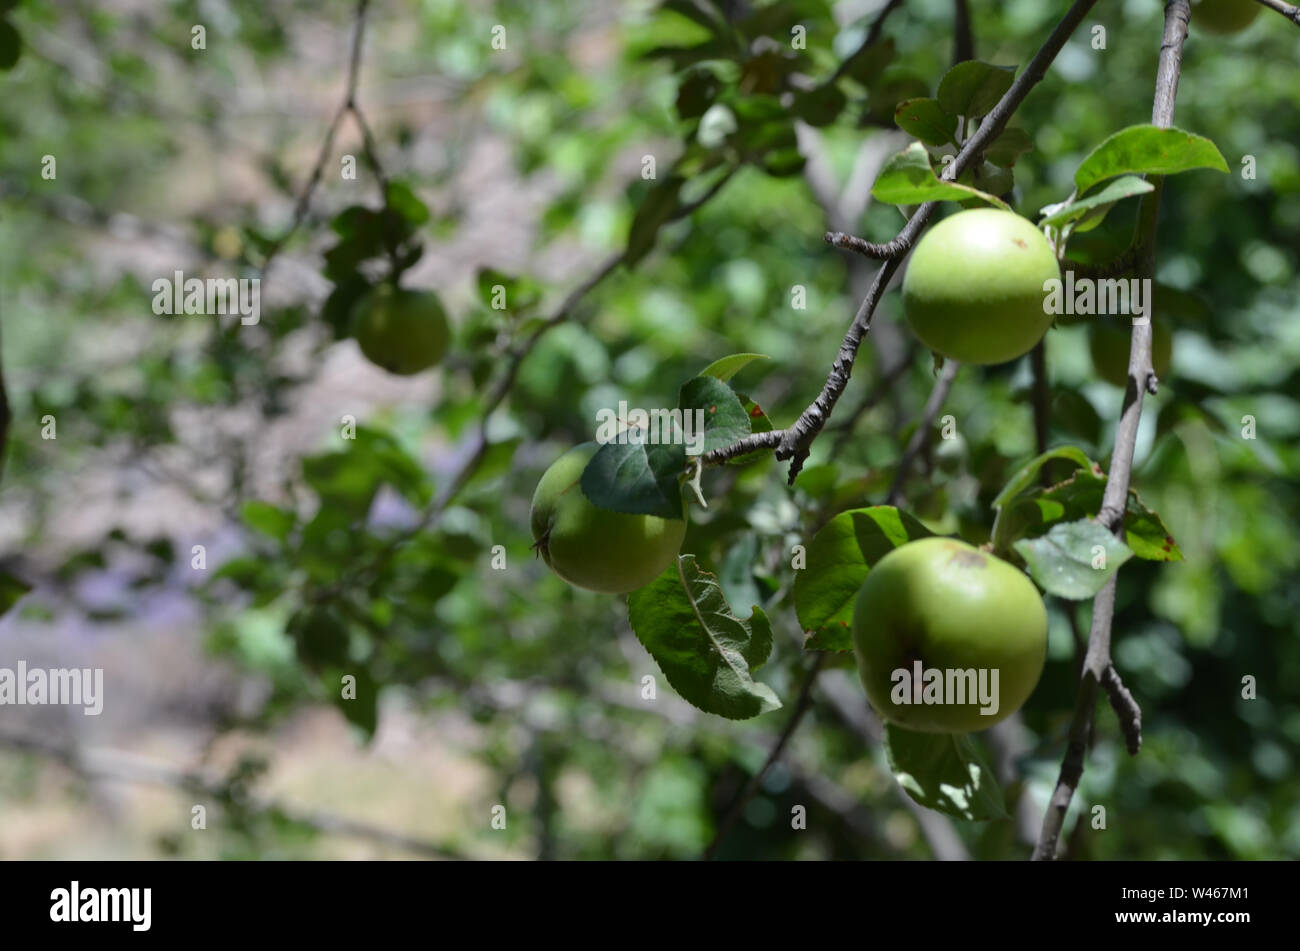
[314,181,434,340]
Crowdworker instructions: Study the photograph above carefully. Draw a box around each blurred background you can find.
[0,0,1297,860]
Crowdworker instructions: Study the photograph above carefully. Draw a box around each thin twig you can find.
[824,230,903,260]
[0,320,10,485]
[886,360,960,506]
[830,0,909,85]
[1253,0,1300,25]
[702,653,827,860]
[259,0,374,282]
[828,350,916,456]
[1031,340,1050,463]
[1032,0,1187,861]
[954,0,975,64]
[1100,664,1142,755]
[814,668,971,860]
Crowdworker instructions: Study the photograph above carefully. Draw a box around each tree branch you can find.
[1253,0,1300,26]
[710,0,1101,484]
[1032,0,1188,861]
[1101,663,1142,755]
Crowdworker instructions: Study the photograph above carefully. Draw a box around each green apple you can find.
[902,209,1060,365]
[1195,0,1260,34]
[1089,318,1172,387]
[351,284,450,375]
[851,537,1047,733]
[530,443,687,594]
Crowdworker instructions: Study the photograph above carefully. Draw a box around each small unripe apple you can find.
[1089,319,1172,387]
[902,209,1060,365]
[851,537,1047,733]
[351,284,450,375]
[530,443,687,594]
[1194,0,1260,35]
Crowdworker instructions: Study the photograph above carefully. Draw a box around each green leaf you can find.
[1010,469,1183,563]
[580,441,686,519]
[676,68,720,120]
[936,61,1016,119]
[698,352,769,382]
[760,146,806,178]
[0,570,31,617]
[0,19,20,71]
[723,392,774,467]
[729,95,787,125]
[627,555,781,720]
[992,446,1097,509]
[640,38,733,70]
[841,36,896,86]
[718,533,763,619]
[287,606,352,671]
[1039,175,1154,230]
[794,507,934,652]
[1013,518,1134,600]
[1074,125,1229,194]
[661,0,725,34]
[985,126,1034,168]
[871,142,1009,210]
[475,268,541,313]
[792,82,846,128]
[678,375,751,455]
[884,725,1008,820]
[321,275,372,340]
[211,557,267,588]
[1118,493,1183,562]
[301,427,431,518]
[330,666,378,740]
[385,180,430,226]
[862,69,929,126]
[893,98,957,147]
[625,175,684,267]
[240,501,296,543]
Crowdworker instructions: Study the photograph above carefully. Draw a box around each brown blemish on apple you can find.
[945,544,988,570]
